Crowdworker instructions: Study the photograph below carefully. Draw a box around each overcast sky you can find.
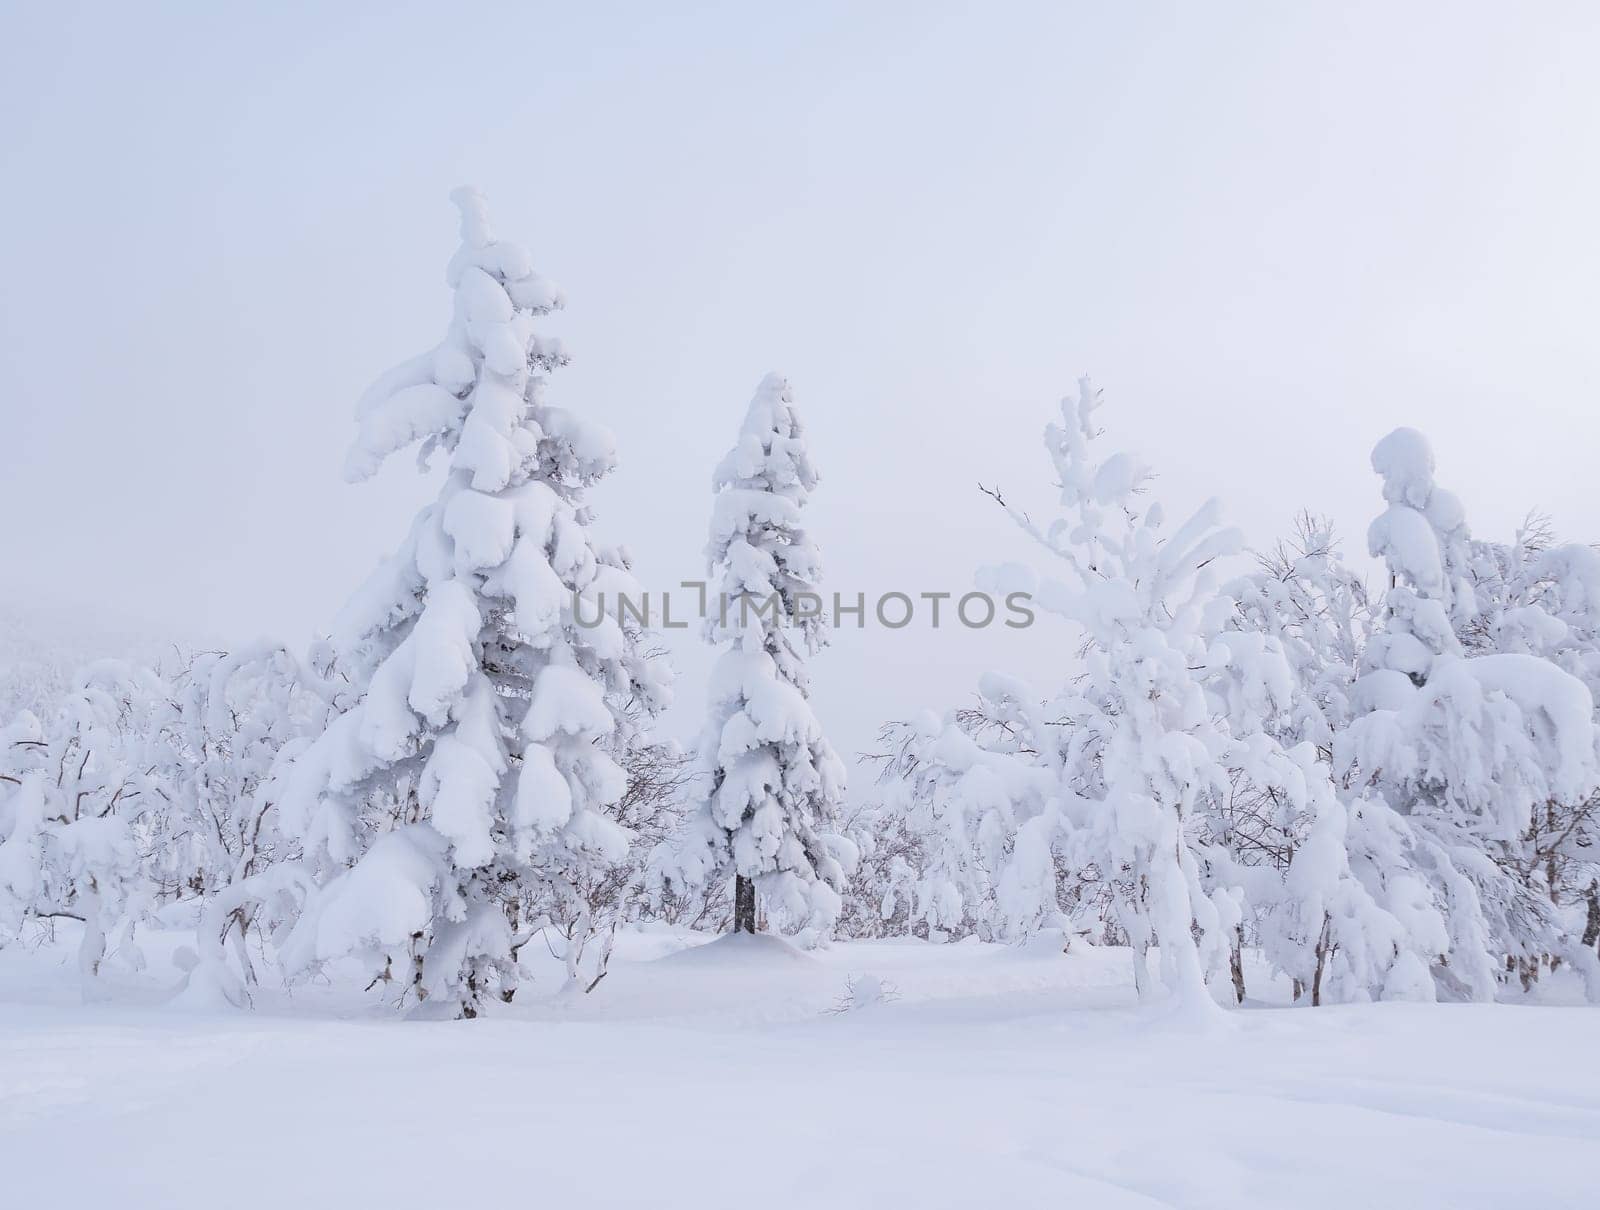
[4,1,1597,770]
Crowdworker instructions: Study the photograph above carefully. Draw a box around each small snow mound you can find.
[1015,927,1073,959]
[1382,952,1438,1003]
[405,1000,465,1022]
[166,964,244,1013]
[829,973,900,1014]
[653,932,813,967]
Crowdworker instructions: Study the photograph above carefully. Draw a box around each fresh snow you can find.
[5,190,1600,1210]
[1,924,1597,1210]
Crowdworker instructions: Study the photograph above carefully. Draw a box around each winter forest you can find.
[12,188,1600,1012]
[5,5,1599,1209]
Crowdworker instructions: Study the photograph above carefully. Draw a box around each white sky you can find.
[4,1,1598,772]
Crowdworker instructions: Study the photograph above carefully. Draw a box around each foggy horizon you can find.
[6,1,1597,764]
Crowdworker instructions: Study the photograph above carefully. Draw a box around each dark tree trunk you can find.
[733,875,757,934]
[1584,881,1600,950]
[410,931,428,1003]
[1519,957,1539,993]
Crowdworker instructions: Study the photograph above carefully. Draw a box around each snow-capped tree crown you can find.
[344,186,592,492]
[705,373,826,679]
[989,378,1244,650]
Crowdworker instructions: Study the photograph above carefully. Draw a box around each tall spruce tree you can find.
[672,375,846,938]
[280,188,667,1016]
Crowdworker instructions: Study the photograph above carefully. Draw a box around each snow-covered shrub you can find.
[855,690,1135,947]
[0,662,178,996]
[157,642,345,898]
[1220,516,1450,1005]
[846,406,1600,1009]
[532,735,713,981]
[159,641,348,1004]
[0,645,340,1004]
[1457,519,1600,980]
[833,791,923,940]
[1341,429,1600,998]
[854,386,1517,1011]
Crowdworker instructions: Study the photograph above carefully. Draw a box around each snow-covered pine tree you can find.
[280,188,668,1016]
[670,374,848,940]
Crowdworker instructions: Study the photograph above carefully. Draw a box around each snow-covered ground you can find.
[3,928,1596,1209]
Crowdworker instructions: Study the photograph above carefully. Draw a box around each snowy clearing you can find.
[3,928,1596,1210]
[8,10,1600,1209]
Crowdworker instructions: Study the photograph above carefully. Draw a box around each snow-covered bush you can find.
[849,381,1315,1008]
[1220,519,1447,1004]
[1456,519,1600,979]
[850,388,1600,1011]
[1341,429,1600,998]
[0,645,342,1004]
[159,641,348,1005]
[0,662,177,996]
[834,789,923,940]
[158,642,345,898]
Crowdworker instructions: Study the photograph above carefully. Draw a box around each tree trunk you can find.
[77,887,105,987]
[1519,956,1539,993]
[1229,924,1246,1004]
[1546,802,1560,901]
[410,931,428,1003]
[1583,881,1600,951]
[733,875,757,934]
[230,910,258,988]
[1130,936,1149,999]
[1311,915,1331,1007]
